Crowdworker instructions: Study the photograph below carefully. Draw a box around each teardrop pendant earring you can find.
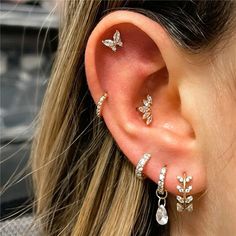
[156,166,168,225]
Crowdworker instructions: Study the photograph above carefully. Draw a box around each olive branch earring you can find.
[156,166,168,225]
[176,173,193,212]
[138,95,153,125]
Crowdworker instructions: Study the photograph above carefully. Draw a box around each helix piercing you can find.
[138,95,153,125]
[102,30,123,52]
[135,153,151,180]
[156,166,168,225]
[176,173,193,212]
[96,93,108,118]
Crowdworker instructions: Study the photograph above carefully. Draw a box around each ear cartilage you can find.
[135,153,151,180]
[176,173,193,212]
[96,93,108,118]
[138,94,153,125]
[156,166,168,225]
[102,30,123,52]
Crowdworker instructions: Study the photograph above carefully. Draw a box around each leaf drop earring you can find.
[156,166,168,225]
[176,173,193,212]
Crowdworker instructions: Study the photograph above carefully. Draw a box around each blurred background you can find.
[0,0,59,228]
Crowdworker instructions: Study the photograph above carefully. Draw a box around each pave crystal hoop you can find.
[135,153,151,180]
[96,93,108,118]
[176,173,193,212]
[156,166,168,225]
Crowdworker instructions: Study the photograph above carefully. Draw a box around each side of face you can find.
[84,10,236,203]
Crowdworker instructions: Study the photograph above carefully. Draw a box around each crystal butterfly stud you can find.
[102,30,123,52]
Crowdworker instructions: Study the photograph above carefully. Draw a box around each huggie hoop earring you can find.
[156,166,168,225]
[135,153,151,180]
[96,93,108,118]
[176,173,193,212]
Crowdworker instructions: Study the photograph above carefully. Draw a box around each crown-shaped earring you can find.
[138,95,153,125]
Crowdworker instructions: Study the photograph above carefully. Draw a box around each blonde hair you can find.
[31,1,154,235]
[31,0,234,235]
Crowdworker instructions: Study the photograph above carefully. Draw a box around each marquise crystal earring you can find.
[156,166,168,225]
[138,95,153,125]
[176,173,193,212]
[135,153,151,180]
[102,30,123,52]
[96,92,108,118]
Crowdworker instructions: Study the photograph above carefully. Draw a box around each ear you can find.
[85,10,206,195]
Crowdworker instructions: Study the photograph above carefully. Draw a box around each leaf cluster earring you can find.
[138,95,153,125]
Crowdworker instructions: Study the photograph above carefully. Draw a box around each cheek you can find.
[196,83,236,168]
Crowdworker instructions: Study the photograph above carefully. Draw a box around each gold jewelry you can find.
[96,93,108,118]
[135,153,151,179]
[176,173,193,212]
[102,30,123,52]
[156,166,168,225]
[138,95,153,125]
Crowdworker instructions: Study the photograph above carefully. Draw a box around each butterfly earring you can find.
[102,30,123,52]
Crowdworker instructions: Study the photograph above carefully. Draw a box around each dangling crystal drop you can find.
[156,205,168,225]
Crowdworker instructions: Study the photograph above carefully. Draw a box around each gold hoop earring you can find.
[96,93,108,118]
[135,153,151,179]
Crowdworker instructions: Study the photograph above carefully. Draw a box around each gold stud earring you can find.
[96,93,108,118]
[138,95,153,125]
[176,173,193,212]
[102,30,123,52]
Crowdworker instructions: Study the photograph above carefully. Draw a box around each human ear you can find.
[85,10,206,196]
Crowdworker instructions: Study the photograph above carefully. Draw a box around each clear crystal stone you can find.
[176,195,184,204]
[146,116,152,125]
[177,176,184,183]
[186,203,193,212]
[177,203,184,212]
[156,205,168,225]
[186,176,192,182]
[185,186,192,193]
[177,185,184,193]
[186,195,193,203]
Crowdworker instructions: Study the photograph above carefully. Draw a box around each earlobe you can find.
[85,10,206,199]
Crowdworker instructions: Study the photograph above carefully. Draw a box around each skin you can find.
[85,10,236,236]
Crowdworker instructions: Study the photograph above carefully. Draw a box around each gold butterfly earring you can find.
[102,30,123,52]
